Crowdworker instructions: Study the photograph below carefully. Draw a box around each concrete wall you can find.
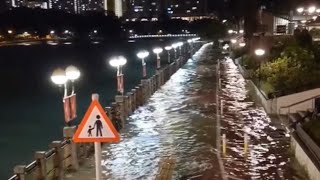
[291,135,320,180]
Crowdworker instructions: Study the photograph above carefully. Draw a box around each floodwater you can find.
[67,43,294,180]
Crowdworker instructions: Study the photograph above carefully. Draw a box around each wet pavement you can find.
[66,43,295,180]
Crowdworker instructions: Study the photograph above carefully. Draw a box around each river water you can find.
[0,39,179,179]
[66,43,295,179]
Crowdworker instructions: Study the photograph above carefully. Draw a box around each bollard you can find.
[63,126,79,171]
[219,79,222,89]
[160,70,165,85]
[221,100,224,116]
[155,71,160,90]
[244,133,249,155]
[222,134,227,157]
[131,89,137,111]
[35,151,47,179]
[50,141,64,180]
[14,165,27,180]
[126,93,133,116]
[151,75,157,94]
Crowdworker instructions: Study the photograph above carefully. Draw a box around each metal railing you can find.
[278,94,320,115]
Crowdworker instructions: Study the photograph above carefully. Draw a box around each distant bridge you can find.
[129,34,198,39]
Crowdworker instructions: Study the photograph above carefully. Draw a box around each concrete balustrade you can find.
[8,47,202,179]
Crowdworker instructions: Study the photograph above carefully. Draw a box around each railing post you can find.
[50,141,64,180]
[127,92,133,116]
[63,126,79,171]
[141,80,149,103]
[131,89,137,111]
[35,151,47,180]
[14,165,27,180]
[115,96,125,128]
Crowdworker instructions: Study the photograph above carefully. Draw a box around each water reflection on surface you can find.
[220,57,291,179]
[101,44,221,180]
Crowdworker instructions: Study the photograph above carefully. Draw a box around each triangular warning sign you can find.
[73,100,120,143]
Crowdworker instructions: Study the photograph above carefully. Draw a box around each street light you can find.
[137,50,149,78]
[177,42,183,55]
[228,29,233,34]
[239,43,246,47]
[153,47,163,69]
[308,6,316,14]
[172,43,179,59]
[65,65,81,94]
[297,7,304,13]
[231,39,237,44]
[255,48,265,89]
[8,30,13,34]
[109,56,127,95]
[165,46,172,63]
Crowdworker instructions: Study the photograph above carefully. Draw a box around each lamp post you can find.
[51,65,80,126]
[165,46,172,63]
[109,56,127,95]
[177,42,183,56]
[153,47,163,69]
[137,50,149,79]
[255,48,265,89]
[188,39,194,54]
[172,43,179,59]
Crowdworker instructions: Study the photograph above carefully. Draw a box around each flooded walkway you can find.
[66,43,294,180]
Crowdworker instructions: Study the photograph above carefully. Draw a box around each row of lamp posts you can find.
[50,39,198,124]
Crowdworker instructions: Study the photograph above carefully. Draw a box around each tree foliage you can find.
[257,45,320,95]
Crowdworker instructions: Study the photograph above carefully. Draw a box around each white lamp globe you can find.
[255,48,265,56]
[231,39,237,44]
[51,68,67,85]
[153,47,163,54]
[177,42,183,47]
[239,43,246,47]
[65,65,80,81]
[118,56,127,66]
[309,6,316,13]
[109,58,120,67]
[187,39,193,43]
[172,43,179,49]
[165,46,172,51]
[137,50,149,59]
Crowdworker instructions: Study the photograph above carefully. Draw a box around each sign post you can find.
[73,93,120,180]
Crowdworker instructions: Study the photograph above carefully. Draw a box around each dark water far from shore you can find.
[0,39,181,179]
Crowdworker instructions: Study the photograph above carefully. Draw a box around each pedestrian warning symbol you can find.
[73,100,120,143]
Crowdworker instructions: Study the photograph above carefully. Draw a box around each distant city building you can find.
[25,1,48,9]
[126,0,208,21]
[79,0,104,12]
[48,0,80,13]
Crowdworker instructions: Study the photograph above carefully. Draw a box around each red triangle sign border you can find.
[73,100,120,143]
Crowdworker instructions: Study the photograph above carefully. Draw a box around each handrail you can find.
[279,94,320,110]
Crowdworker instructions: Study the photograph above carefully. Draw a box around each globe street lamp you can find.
[239,42,246,47]
[51,66,80,97]
[172,43,179,59]
[308,6,316,14]
[255,48,265,89]
[137,50,149,78]
[165,46,172,63]
[297,7,304,13]
[109,56,127,95]
[177,42,183,56]
[65,65,81,94]
[153,47,163,69]
[51,65,80,126]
